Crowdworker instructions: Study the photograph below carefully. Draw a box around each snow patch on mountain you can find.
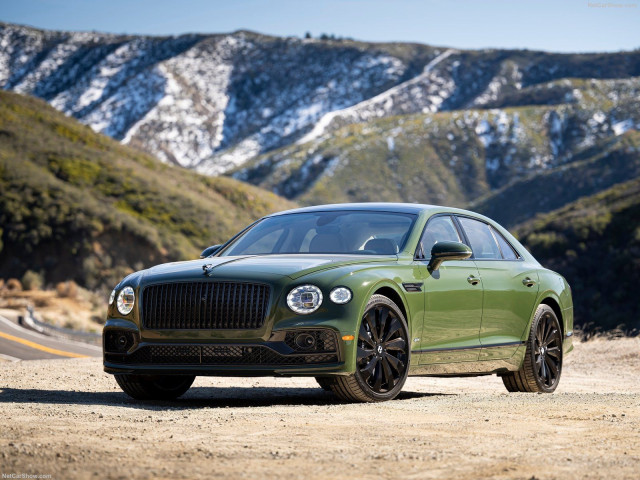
[123,35,245,168]
[12,42,81,94]
[300,49,458,143]
[613,119,634,136]
[471,61,523,107]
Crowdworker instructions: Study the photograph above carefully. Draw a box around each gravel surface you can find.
[1,338,639,480]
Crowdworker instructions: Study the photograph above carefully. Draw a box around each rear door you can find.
[416,215,483,364]
[456,216,540,360]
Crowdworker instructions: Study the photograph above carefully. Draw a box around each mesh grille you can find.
[106,344,338,366]
[141,282,270,330]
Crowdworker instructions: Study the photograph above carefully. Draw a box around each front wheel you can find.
[115,374,195,400]
[502,304,563,393]
[315,377,334,391]
[328,294,410,402]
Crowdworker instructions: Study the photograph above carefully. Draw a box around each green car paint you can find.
[104,203,573,391]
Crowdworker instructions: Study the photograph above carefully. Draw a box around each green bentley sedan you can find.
[104,203,573,402]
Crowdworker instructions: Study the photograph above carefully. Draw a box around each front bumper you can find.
[103,323,349,377]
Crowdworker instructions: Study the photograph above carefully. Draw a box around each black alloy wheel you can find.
[534,310,563,389]
[327,294,410,402]
[357,303,409,394]
[502,304,563,393]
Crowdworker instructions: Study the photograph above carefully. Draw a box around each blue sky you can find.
[1,0,639,53]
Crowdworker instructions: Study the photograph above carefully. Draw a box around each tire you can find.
[115,374,195,400]
[315,377,334,391]
[329,294,410,402]
[502,304,563,393]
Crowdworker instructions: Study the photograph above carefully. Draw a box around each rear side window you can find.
[458,217,502,260]
[419,216,461,259]
[492,227,519,260]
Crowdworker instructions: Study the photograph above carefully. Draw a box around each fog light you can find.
[105,330,135,353]
[116,334,128,349]
[294,333,316,350]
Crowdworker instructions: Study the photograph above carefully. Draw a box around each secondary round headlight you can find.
[330,287,352,304]
[287,285,323,314]
[108,289,116,305]
[116,286,135,315]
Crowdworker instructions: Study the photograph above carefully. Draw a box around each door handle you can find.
[467,275,480,285]
[522,277,536,287]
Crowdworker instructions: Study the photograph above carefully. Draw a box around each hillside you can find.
[515,177,640,332]
[234,77,640,223]
[1,22,639,181]
[0,91,295,291]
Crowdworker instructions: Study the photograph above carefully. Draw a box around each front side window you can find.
[220,211,417,256]
[419,216,461,259]
[457,217,502,260]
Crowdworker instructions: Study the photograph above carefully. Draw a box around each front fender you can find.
[282,263,420,372]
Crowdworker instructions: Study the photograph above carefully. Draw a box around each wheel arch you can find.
[539,296,564,336]
[524,292,564,340]
[371,285,409,322]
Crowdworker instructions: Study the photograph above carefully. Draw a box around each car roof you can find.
[267,202,478,217]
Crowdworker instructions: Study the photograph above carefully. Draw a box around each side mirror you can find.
[200,244,222,258]
[428,241,472,271]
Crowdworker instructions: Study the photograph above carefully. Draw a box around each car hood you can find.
[141,254,393,284]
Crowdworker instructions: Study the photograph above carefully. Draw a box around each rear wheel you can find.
[115,374,195,400]
[502,304,563,393]
[329,294,410,402]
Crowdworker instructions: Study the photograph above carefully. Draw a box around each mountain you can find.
[234,77,640,225]
[0,91,295,291]
[514,176,640,333]
[1,22,639,186]
[0,22,433,173]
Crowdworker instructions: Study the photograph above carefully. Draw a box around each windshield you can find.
[220,211,417,256]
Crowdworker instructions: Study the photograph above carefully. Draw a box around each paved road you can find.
[0,315,101,361]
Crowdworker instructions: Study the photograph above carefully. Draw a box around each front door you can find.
[416,215,484,364]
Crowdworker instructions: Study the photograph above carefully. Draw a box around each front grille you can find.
[105,345,339,366]
[142,282,270,330]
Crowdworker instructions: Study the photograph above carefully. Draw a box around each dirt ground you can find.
[1,337,639,480]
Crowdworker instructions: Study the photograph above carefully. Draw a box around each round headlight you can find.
[108,289,116,305]
[330,287,352,304]
[287,285,323,314]
[116,286,135,315]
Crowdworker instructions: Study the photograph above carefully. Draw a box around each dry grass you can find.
[0,282,105,333]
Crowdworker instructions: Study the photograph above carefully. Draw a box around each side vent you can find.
[402,282,423,292]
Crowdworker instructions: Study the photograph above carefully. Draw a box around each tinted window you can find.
[221,211,416,256]
[492,227,519,260]
[419,216,461,259]
[458,217,502,260]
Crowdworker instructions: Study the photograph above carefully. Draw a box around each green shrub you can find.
[21,270,44,291]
